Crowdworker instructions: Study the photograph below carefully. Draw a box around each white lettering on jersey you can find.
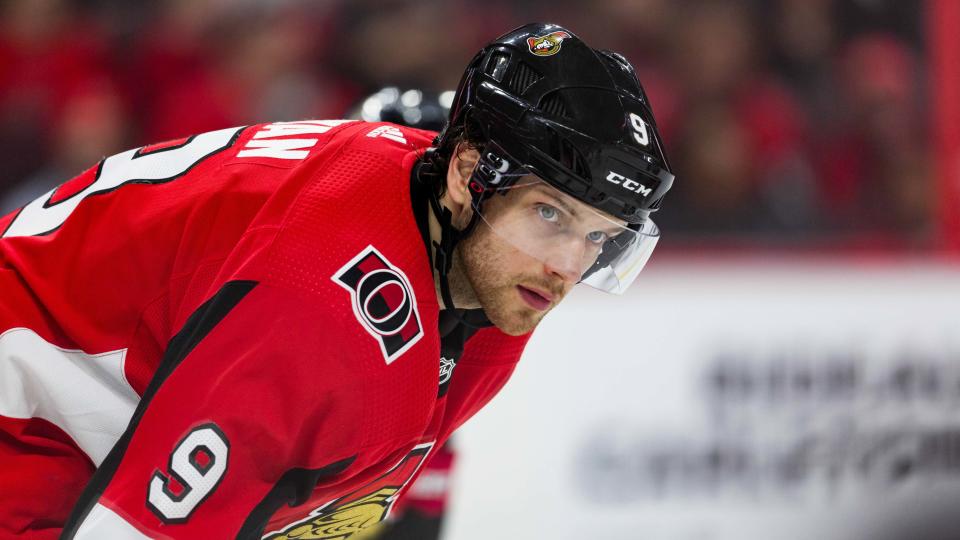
[366,125,407,145]
[74,503,151,539]
[252,120,353,139]
[238,120,355,160]
[236,138,319,160]
[3,126,243,238]
[0,327,138,466]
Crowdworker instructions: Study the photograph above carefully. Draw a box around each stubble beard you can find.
[453,224,547,336]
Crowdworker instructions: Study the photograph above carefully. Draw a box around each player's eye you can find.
[586,230,609,245]
[536,204,561,223]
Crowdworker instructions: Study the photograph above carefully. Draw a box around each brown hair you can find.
[421,113,486,198]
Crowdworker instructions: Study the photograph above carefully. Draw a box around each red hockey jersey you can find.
[0,120,530,539]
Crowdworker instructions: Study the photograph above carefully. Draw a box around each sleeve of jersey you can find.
[61,280,361,540]
[440,328,532,439]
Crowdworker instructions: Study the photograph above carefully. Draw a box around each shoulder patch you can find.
[332,245,423,364]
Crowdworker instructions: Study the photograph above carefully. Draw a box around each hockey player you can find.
[0,23,673,539]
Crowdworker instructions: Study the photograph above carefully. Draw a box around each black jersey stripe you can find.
[61,280,259,539]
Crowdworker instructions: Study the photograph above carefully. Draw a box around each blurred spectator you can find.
[332,0,465,93]
[132,1,347,142]
[0,0,113,203]
[765,0,838,126]
[0,0,937,249]
[0,80,130,212]
[125,0,224,140]
[657,1,818,237]
[817,33,932,240]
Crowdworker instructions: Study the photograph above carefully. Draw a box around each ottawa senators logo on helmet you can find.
[527,31,572,57]
[333,245,423,364]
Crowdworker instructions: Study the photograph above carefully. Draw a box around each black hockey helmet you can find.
[436,22,674,225]
[427,23,674,295]
[348,87,454,132]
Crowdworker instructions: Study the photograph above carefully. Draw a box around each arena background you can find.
[1,1,957,539]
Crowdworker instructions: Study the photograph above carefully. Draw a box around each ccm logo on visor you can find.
[606,171,652,197]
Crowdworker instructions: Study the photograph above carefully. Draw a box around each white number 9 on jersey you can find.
[147,423,230,523]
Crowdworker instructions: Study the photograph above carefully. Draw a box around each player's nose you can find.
[543,239,584,284]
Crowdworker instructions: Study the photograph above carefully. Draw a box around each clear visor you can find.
[471,172,659,295]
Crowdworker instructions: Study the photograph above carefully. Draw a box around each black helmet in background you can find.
[347,87,453,132]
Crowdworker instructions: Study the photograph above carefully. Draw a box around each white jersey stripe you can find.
[74,503,152,539]
[0,327,139,466]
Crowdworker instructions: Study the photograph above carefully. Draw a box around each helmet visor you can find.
[470,174,659,295]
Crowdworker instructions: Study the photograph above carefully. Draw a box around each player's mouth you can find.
[517,285,552,311]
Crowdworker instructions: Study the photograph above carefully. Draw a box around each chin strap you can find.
[415,155,487,329]
[427,189,461,313]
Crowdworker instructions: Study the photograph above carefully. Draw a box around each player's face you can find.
[457,180,626,335]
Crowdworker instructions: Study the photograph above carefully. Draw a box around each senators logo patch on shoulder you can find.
[333,246,423,364]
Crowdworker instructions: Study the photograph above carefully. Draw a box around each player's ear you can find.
[444,143,478,228]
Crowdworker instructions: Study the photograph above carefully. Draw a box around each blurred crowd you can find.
[0,0,935,247]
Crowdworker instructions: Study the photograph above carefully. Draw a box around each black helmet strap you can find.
[416,157,486,328]
[427,189,460,312]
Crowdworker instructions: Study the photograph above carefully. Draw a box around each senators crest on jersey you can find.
[263,444,434,540]
[333,246,423,364]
